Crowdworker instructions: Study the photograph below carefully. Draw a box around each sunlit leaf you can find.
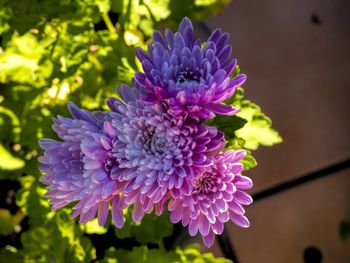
[235,101,282,150]
[99,245,232,263]
[0,209,24,235]
[176,244,232,262]
[100,247,169,263]
[16,175,51,225]
[0,144,25,171]
[195,0,217,6]
[81,218,108,235]
[0,33,47,85]
[95,0,111,14]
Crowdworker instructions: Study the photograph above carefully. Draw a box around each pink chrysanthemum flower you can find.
[107,85,225,222]
[39,102,127,227]
[168,150,253,247]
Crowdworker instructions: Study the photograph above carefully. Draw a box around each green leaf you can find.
[0,33,48,85]
[0,144,25,171]
[235,101,282,150]
[16,175,52,226]
[0,209,14,235]
[117,0,141,30]
[206,115,247,140]
[0,246,24,263]
[221,87,282,153]
[142,0,171,22]
[99,245,232,263]
[80,218,108,235]
[55,211,97,263]
[210,85,280,170]
[240,150,258,170]
[103,247,178,263]
[195,0,217,6]
[0,208,24,236]
[168,0,231,23]
[16,210,96,263]
[95,0,111,14]
[0,4,11,36]
[133,211,173,245]
[225,137,257,170]
[176,244,232,263]
[115,210,173,245]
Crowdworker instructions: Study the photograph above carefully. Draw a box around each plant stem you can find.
[102,13,115,34]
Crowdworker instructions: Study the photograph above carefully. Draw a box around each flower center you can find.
[104,151,117,173]
[192,172,216,194]
[139,127,167,155]
[176,71,201,85]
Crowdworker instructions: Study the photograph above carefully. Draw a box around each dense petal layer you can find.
[39,102,126,226]
[168,150,253,248]
[108,88,225,219]
[134,17,246,120]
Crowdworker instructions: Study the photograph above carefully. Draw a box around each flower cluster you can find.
[39,17,253,247]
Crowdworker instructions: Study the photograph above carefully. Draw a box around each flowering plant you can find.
[0,1,281,262]
[39,17,274,248]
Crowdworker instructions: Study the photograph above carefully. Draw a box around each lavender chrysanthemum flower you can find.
[168,150,253,247]
[107,85,225,222]
[39,102,127,227]
[134,17,246,120]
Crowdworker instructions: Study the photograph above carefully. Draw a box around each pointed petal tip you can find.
[67,101,81,119]
[202,232,215,248]
[180,17,193,29]
[136,47,150,62]
[234,73,247,86]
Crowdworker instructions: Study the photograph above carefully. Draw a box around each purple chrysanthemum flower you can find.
[107,85,225,222]
[39,102,127,227]
[134,17,246,120]
[168,150,253,247]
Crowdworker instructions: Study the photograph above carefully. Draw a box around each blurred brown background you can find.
[201,0,350,262]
